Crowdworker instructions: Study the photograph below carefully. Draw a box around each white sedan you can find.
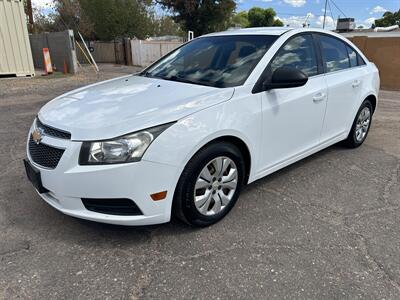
[24,27,380,226]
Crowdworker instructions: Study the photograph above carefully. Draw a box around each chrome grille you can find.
[37,118,71,140]
[28,137,65,169]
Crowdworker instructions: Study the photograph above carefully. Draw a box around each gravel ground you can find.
[0,64,399,299]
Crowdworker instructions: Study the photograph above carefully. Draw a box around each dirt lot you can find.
[0,64,399,299]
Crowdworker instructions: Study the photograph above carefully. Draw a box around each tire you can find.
[343,99,373,148]
[173,142,245,227]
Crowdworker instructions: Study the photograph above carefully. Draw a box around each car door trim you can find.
[314,32,369,76]
[253,130,347,182]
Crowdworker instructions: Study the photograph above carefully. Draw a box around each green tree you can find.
[273,19,284,27]
[29,0,182,40]
[231,8,283,29]
[248,7,279,27]
[79,0,154,40]
[53,0,94,38]
[152,16,184,37]
[156,0,236,36]
[374,10,400,27]
[230,11,249,28]
[31,8,57,33]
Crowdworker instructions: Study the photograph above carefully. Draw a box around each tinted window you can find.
[357,54,366,66]
[347,46,358,67]
[320,35,350,72]
[270,35,318,77]
[142,35,278,88]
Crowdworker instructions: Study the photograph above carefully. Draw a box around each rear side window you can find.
[347,46,358,67]
[270,34,318,77]
[347,45,366,67]
[320,35,350,72]
[357,54,366,66]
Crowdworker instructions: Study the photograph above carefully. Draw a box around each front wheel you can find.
[173,142,245,227]
[343,99,373,148]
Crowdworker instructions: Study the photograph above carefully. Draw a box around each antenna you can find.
[323,0,328,29]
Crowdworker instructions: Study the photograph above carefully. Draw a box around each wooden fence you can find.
[349,36,400,91]
[76,39,182,68]
[76,40,127,65]
[131,40,182,67]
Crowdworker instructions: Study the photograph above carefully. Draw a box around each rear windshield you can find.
[140,35,278,88]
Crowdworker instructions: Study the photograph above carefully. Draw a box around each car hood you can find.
[38,75,234,140]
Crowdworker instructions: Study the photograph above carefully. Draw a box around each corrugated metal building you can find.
[0,0,35,77]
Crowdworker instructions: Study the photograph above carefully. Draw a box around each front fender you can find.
[143,90,262,183]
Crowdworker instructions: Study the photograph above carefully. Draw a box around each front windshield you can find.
[141,35,278,88]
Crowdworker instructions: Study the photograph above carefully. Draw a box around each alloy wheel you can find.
[355,107,371,142]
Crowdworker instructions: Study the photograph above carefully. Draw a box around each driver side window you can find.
[271,34,319,77]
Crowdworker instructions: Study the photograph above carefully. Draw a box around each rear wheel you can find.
[173,142,245,227]
[343,99,373,148]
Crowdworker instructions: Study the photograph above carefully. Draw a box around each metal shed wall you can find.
[0,0,35,77]
[30,30,78,74]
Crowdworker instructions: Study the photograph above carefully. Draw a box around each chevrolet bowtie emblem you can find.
[32,128,44,144]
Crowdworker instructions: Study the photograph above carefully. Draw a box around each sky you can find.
[237,0,400,28]
[32,0,400,29]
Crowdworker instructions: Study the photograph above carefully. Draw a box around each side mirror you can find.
[263,67,308,90]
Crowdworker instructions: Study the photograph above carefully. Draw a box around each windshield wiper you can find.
[166,75,199,85]
[148,74,198,85]
[140,73,211,87]
[139,70,152,77]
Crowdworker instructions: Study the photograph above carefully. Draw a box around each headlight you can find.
[79,122,174,165]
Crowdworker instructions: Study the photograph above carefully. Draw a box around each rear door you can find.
[317,34,367,142]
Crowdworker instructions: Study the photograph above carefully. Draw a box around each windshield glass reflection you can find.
[141,35,278,88]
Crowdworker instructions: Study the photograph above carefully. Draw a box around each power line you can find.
[329,0,347,18]
[327,0,336,23]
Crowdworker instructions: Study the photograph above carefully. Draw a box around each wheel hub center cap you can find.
[212,181,219,190]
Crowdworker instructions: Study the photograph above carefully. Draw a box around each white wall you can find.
[131,40,182,67]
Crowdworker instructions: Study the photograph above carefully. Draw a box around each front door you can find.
[259,34,327,172]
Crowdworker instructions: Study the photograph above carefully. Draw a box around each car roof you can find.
[194,27,367,59]
[203,27,293,37]
[202,27,343,38]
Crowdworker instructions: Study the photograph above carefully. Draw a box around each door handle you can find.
[313,93,326,102]
[352,80,361,88]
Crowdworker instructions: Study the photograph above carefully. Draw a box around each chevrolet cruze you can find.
[24,28,380,226]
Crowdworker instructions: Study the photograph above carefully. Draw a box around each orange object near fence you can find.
[63,59,68,74]
[42,48,53,74]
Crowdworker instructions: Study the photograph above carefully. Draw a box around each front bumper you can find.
[26,134,180,226]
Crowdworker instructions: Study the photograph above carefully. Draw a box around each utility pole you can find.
[26,0,34,33]
[323,0,328,29]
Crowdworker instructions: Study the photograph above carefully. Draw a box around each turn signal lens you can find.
[150,191,167,201]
